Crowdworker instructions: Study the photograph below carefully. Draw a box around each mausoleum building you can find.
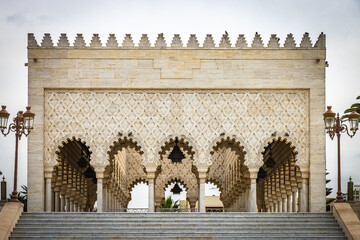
[27,32,327,213]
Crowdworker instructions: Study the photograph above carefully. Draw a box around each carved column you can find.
[146,166,156,213]
[95,167,105,212]
[198,166,207,213]
[65,196,70,212]
[103,181,107,212]
[45,170,53,212]
[248,169,258,212]
[301,171,309,212]
[54,187,60,212]
[280,165,287,212]
[285,160,292,212]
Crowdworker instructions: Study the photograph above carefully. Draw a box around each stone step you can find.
[21,212,333,217]
[11,231,344,239]
[12,226,343,232]
[17,217,337,222]
[14,222,340,228]
[9,236,347,240]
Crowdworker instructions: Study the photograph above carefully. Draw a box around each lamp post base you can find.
[10,191,19,202]
[336,191,344,202]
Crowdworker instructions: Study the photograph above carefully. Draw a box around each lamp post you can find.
[323,106,360,202]
[0,105,35,202]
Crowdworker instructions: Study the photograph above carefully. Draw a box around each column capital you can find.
[248,168,259,179]
[44,171,53,179]
[94,165,105,178]
[197,165,208,179]
[145,165,157,179]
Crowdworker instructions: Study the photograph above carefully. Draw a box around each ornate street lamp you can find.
[0,105,35,202]
[323,106,360,202]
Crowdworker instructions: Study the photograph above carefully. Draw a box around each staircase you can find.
[10,212,346,239]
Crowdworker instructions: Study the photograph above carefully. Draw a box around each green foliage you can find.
[326,171,332,197]
[341,95,360,121]
[161,196,180,211]
[326,198,336,212]
[7,185,27,212]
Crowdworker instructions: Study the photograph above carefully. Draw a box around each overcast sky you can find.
[0,0,359,206]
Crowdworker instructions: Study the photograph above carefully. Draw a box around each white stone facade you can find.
[27,32,327,213]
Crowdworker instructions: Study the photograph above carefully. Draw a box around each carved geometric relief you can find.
[44,89,309,168]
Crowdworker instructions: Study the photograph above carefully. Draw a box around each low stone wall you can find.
[0,202,23,240]
[332,202,360,240]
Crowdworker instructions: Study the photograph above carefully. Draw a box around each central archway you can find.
[155,136,199,211]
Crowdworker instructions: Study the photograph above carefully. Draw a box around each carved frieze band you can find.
[44,89,309,168]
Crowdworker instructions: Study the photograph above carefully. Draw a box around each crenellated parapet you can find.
[28,32,326,49]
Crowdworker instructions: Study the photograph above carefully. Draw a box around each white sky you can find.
[0,0,359,204]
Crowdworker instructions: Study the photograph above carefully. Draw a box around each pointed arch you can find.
[157,134,198,163]
[107,135,147,166]
[208,134,249,165]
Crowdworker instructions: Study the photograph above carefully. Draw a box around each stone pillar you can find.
[70,198,74,212]
[301,174,309,212]
[107,188,111,212]
[292,190,297,212]
[60,194,65,212]
[278,199,283,212]
[148,178,155,212]
[97,178,103,212]
[45,171,52,212]
[95,167,105,212]
[103,182,107,212]
[198,178,206,213]
[282,198,287,213]
[248,170,258,212]
[66,197,70,212]
[146,167,156,213]
[298,188,303,212]
[197,166,207,213]
[54,190,60,212]
[287,194,292,212]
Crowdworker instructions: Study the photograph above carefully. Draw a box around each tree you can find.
[161,196,180,212]
[341,95,360,121]
[326,171,335,212]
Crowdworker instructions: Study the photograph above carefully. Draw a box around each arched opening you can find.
[106,137,147,212]
[257,138,305,212]
[51,137,96,212]
[155,136,198,211]
[208,136,249,212]
[163,181,187,211]
[205,182,223,212]
[127,182,149,212]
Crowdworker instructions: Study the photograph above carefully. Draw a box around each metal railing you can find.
[155,208,197,212]
[105,208,247,213]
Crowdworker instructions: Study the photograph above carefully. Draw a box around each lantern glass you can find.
[323,106,336,129]
[349,118,359,132]
[348,108,360,132]
[0,105,10,129]
[23,106,35,130]
[324,117,335,129]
